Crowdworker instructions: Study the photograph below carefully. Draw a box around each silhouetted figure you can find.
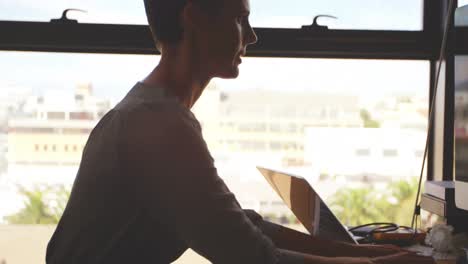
[44,0,436,263]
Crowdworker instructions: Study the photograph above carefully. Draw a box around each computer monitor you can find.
[454,5,468,211]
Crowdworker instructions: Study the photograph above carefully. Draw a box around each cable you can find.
[349,222,399,233]
[349,222,420,245]
[411,0,456,230]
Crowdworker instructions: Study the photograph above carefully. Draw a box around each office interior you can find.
[0,0,468,263]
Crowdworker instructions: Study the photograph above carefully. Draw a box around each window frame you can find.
[0,1,442,59]
[0,0,451,181]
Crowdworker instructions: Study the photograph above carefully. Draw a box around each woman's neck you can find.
[143,47,211,109]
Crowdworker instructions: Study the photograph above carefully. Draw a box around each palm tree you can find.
[328,179,420,227]
[329,187,388,226]
[388,178,419,226]
[4,185,70,224]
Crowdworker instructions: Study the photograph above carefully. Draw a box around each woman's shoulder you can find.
[118,98,197,129]
[111,97,200,146]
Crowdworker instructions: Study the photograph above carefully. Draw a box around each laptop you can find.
[257,166,359,244]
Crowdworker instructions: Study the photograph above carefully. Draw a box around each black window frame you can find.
[0,1,443,58]
[0,0,453,181]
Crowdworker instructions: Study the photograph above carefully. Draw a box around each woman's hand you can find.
[282,249,435,264]
[350,244,408,257]
[264,222,413,258]
[371,252,436,264]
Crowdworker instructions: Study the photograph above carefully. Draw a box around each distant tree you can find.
[397,96,412,103]
[4,185,70,225]
[364,119,381,128]
[388,178,419,226]
[360,109,371,121]
[360,109,381,128]
[328,178,419,227]
[329,188,388,226]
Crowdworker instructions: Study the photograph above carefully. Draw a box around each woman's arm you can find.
[261,221,406,258]
[269,223,434,263]
[123,109,295,264]
[280,249,373,264]
[281,249,436,264]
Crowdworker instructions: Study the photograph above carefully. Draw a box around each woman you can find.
[46,0,435,263]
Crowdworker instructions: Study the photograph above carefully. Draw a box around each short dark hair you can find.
[143,0,221,49]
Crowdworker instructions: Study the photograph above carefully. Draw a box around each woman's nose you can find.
[245,25,258,46]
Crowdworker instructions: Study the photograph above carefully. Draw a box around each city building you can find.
[195,86,363,169]
[304,127,426,183]
[6,83,111,186]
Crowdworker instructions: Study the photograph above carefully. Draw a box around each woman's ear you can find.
[181,1,195,32]
[180,0,206,33]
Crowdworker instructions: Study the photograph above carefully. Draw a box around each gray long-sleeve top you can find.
[46,82,303,264]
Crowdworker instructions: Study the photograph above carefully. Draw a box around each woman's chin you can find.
[216,66,240,79]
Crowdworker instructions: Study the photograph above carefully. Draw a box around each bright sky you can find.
[0,0,431,101]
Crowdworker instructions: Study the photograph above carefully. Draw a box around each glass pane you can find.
[0,0,148,24]
[0,51,429,263]
[212,58,429,229]
[1,0,423,30]
[457,1,468,26]
[250,0,424,30]
[454,56,468,183]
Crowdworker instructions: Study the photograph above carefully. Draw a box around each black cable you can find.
[349,222,399,233]
[349,222,420,245]
[411,0,456,230]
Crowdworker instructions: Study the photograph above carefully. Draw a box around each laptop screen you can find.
[257,166,358,244]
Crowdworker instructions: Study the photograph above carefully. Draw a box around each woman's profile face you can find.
[191,0,258,79]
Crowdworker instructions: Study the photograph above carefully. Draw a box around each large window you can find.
[0,51,430,263]
[211,59,429,228]
[0,1,442,263]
